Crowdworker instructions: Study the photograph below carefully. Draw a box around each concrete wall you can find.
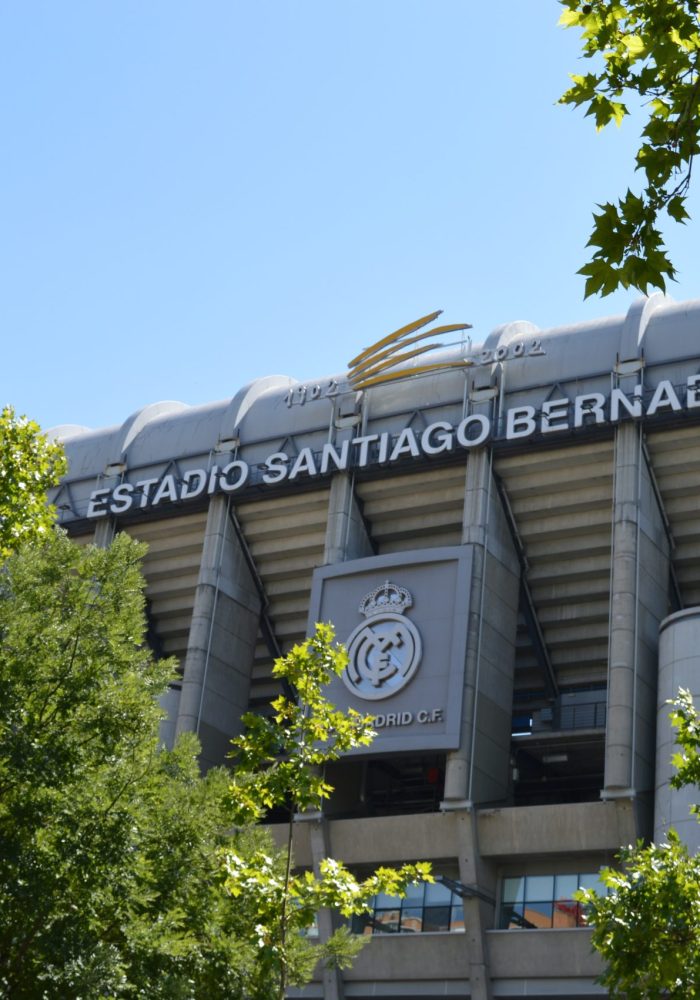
[295,926,602,996]
[655,607,700,849]
[488,928,603,983]
[477,799,637,858]
[270,812,460,870]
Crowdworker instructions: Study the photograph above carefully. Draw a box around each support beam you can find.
[444,449,520,805]
[442,447,519,1000]
[300,471,375,1000]
[446,803,496,1000]
[92,517,116,549]
[323,473,374,565]
[304,815,344,1000]
[605,413,671,831]
[176,495,262,768]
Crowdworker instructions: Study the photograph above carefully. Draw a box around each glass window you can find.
[500,902,527,929]
[400,907,423,932]
[450,903,465,932]
[375,891,402,909]
[555,874,578,900]
[578,872,606,894]
[423,905,451,932]
[351,880,464,935]
[524,901,554,928]
[424,880,453,905]
[502,876,525,903]
[402,882,425,905]
[526,875,554,900]
[500,870,607,930]
[373,908,400,933]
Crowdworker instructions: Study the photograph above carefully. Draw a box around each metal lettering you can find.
[541,398,570,434]
[109,482,134,514]
[261,452,289,484]
[219,461,249,492]
[506,406,536,440]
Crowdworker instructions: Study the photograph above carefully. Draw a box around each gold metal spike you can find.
[349,330,448,379]
[352,359,473,390]
[347,311,473,390]
[349,321,474,381]
[347,310,442,369]
[349,342,446,385]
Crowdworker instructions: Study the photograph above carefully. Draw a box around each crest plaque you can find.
[343,581,422,700]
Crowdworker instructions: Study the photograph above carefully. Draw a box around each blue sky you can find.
[2,1,699,432]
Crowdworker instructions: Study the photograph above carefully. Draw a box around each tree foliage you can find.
[579,689,700,998]
[559,0,700,296]
[0,531,273,999]
[0,405,66,557]
[225,624,433,1000]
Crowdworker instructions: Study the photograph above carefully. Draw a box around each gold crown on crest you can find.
[359,580,413,618]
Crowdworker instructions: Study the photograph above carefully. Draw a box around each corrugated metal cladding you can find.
[50,294,700,999]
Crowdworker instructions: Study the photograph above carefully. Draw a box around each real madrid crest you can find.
[342,580,422,700]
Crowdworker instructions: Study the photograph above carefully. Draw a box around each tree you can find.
[224,623,432,1000]
[0,530,273,998]
[0,405,66,557]
[559,0,700,297]
[578,689,700,998]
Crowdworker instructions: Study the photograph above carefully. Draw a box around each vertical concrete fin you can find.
[454,806,494,1000]
[605,421,671,821]
[92,518,116,549]
[310,472,374,1000]
[445,450,520,804]
[323,473,374,565]
[656,609,700,851]
[305,816,345,1000]
[618,293,669,362]
[176,495,262,768]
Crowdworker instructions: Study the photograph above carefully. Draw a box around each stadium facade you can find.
[50,293,700,999]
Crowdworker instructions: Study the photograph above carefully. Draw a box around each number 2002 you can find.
[477,338,545,366]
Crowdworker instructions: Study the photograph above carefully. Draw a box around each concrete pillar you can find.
[92,517,116,548]
[605,420,670,818]
[452,806,495,1000]
[176,495,261,768]
[444,449,520,804]
[305,472,374,1000]
[303,815,344,1000]
[655,608,700,850]
[323,473,373,565]
[158,684,181,751]
[442,448,517,1000]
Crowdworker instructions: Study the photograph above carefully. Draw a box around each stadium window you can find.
[351,880,465,935]
[499,872,607,929]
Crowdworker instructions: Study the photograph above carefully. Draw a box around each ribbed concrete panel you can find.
[70,532,93,546]
[235,488,330,706]
[496,441,614,687]
[646,425,700,606]
[357,464,466,553]
[124,511,207,665]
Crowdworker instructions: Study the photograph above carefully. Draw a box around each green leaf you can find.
[667,195,690,222]
[559,0,697,297]
[621,33,645,58]
[559,8,582,27]
[0,406,67,558]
